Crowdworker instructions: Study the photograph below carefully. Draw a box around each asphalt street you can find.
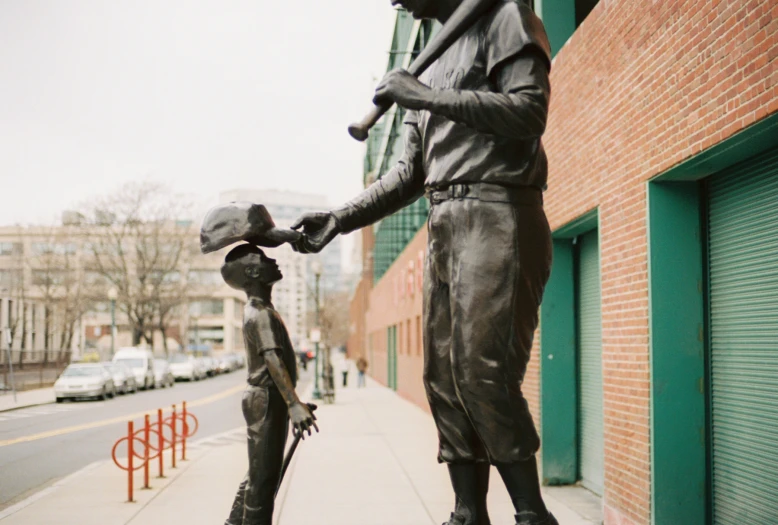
[0,366,312,510]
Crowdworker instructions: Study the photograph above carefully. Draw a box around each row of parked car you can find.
[53,348,245,403]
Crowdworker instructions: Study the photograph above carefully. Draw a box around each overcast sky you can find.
[0,0,397,226]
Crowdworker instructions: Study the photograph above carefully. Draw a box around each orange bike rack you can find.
[111,421,148,502]
[111,401,199,502]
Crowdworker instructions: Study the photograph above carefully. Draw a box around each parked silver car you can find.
[54,364,117,402]
[169,354,204,381]
[102,362,138,394]
[153,359,175,388]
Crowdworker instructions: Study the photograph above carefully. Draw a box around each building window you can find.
[406,319,411,358]
[85,271,108,286]
[189,299,224,316]
[32,270,67,286]
[188,270,222,285]
[150,270,181,284]
[31,242,77,255]
[0,242,22,256]
[0,270,22,289]
[90,302,111,314]
[415,316,421,356]
[188,326,225,348]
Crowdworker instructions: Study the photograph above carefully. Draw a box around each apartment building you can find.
[0,222,245,358]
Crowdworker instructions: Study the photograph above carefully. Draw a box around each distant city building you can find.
[0,220,244,359]
[219,189,346,348]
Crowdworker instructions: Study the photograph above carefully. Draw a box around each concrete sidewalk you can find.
[0,371,601,525]
[0,387,54,412]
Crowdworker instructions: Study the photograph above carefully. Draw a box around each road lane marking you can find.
[0,383,244,448]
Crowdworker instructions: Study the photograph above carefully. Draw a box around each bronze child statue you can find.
[221,244,318,525]
[200,203,317,525]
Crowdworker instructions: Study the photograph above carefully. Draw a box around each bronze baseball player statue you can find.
[291,1,556,524]
[201,204,318,525]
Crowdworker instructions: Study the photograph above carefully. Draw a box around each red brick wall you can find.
[348,227,374,361]
[350,1,776,523]
[542,1,776,523]
[365,227,427,409]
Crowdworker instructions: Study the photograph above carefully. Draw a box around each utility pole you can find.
[311,262,322,400]
[108,287,117,359]
[4,327,16,402]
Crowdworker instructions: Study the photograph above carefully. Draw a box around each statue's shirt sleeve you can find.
[253,309,284,353]
[482,0,551,78]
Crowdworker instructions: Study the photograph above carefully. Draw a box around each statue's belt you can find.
[425,183,543,206]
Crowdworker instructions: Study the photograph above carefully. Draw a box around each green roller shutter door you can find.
[708,148,778,524]
[577,229,604,495]
[387,325,398,391]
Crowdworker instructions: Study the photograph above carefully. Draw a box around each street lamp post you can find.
[311,261,322,400]
[107,287,117,359]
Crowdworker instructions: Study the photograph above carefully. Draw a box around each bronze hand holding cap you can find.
[200,201,302,254]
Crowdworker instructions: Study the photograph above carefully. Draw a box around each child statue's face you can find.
[251,251,282,285]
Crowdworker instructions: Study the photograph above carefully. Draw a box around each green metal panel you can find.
[387,325,398,391]
[540,239,578,484]
[387,326,392,388]
[369,15,431,284]
[707,148,778,525]
[576,229,603,495]
[647,181,706,525]
[534,0,576,57]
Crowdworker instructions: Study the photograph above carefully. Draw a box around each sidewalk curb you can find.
[0,460,104,521]
[0,399,55,413]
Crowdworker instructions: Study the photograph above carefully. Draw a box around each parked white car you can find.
[113,348,156,390]
[153,359,175,388]
[203,356,219,377]
[169,354,203,381]
[102,362,138,394]
[54,364,117,402]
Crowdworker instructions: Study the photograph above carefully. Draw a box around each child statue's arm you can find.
[264,350,318,437]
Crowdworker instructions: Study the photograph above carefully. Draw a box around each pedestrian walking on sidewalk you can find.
[356,357,368,388]
[291,1,557,523]
[219,244,319,525]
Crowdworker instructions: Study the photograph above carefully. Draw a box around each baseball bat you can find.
[348,0,500,142]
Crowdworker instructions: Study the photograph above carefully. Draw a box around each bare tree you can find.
[27,226,95,353]
[79,181,194,349]
[0,233,26,350]
[316,290,352,350]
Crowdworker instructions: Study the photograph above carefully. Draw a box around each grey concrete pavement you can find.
[0,361,601,525]
[0,387,55,413]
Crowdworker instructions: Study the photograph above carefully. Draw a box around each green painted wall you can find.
[540,239,577,484]
[647,182,706,525]
[535,0,576,57]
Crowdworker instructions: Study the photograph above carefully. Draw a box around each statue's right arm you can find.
[330,122,425,234]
